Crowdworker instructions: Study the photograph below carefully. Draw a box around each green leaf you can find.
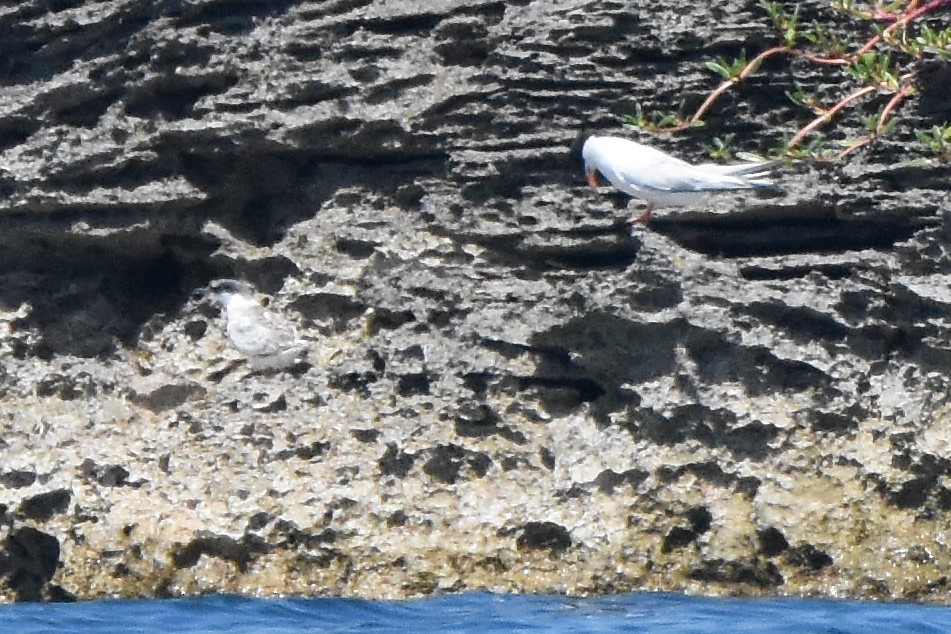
[759,0,782,21]
[705,60,732,79]
[785,25,798,47]
[837,137,862,147]
[785,86,806,106]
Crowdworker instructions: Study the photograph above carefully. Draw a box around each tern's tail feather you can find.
[697,160,778,176]
[744,176,774,188]
[697,159,777,189]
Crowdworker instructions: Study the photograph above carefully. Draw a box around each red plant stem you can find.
[690,46,790,116]
[875,80,915,134]
[679,46,825,128]
[797,51,850,65]
[653,0,948,139]
[855,0,951,57]
[693,0,948,123]
[837,77,917,158]
[787,84,878,149]
[867,0,919,23]
[666,45,853,131]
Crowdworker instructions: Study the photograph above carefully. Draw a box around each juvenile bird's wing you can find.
[227,303,299,357]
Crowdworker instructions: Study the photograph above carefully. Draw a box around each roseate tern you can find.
[581,135,775,223]
[195,279,308,371]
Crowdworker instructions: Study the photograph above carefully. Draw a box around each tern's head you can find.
[579,134,600,169]
[196,279,255,307]
[578,134,601,188]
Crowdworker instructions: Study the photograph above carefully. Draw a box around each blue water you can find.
[1,592,949,633]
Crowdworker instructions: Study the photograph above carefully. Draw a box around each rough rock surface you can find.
[0,0,950,604]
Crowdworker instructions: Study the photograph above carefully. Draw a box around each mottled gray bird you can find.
[581,135,776,223]
[197,279,308,371]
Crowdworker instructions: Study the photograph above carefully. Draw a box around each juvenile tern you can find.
[196,279,308,371]
[581,135,776,223]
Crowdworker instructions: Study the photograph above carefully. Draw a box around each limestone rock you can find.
[0,0,949,604]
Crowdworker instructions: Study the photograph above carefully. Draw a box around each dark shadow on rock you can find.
[784,544,833,571]
[124,72,240,119]
[161,137,449,248]
[524,311,829,457]
[684,327,831,396]
[378,443,416,478]
[172,532,270,573]
[640,407,781,461]
[593,468,648,494]
[657,462,761,498]
[78,459,144,488]
[737,302,850,344]
[0,470,36,489]
[0,227,219,358]
[688,558,784,588]
[1,526,73,602]
[758,527,790,557]
[917,57,951,120]
[173,0,298,34]
[528,313,680,419]
[662,526,698,554]
[17,490,71,523]
[422,444,491,484]
[661,506,712,554]
[514,521,571,554]
[453,402,528,445]
[437,223,641,273]
[0,3,153,84]
[652,208,920,258]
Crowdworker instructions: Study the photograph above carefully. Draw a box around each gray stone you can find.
[0,0,948,604]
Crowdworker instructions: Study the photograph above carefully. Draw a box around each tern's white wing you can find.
[226,302,299,358]
[695,160,777,176]
[612,151,761,193]
[585,136,769,195]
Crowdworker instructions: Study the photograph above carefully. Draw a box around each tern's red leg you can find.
[628,205,653,224]
[586,170,599,189]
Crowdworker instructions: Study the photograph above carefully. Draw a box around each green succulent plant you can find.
[626,0,951,163]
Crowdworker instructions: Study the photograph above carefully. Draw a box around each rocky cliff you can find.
[0,0,949,603]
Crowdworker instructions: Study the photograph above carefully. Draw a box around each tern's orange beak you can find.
[585,169,599,189]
